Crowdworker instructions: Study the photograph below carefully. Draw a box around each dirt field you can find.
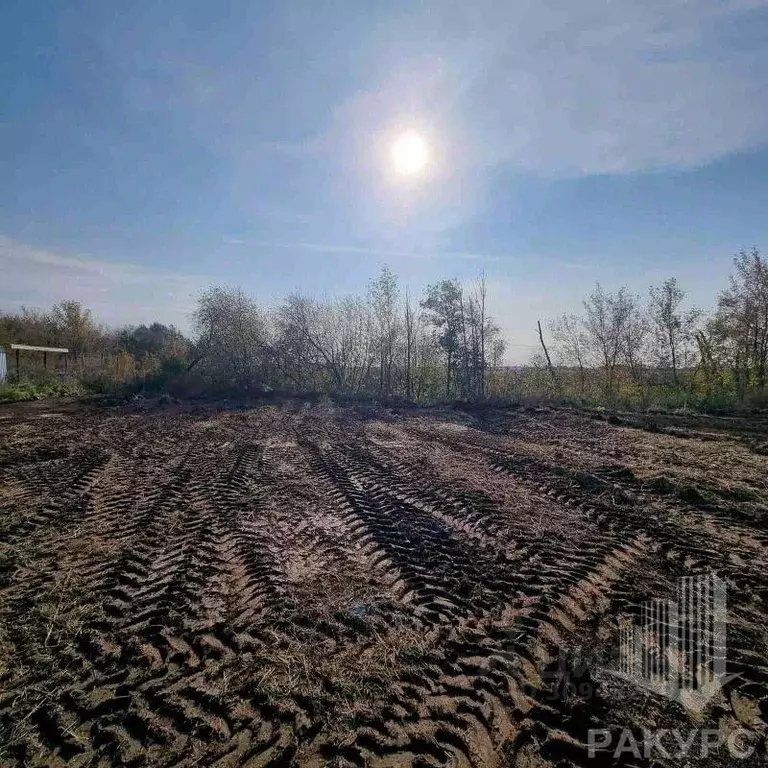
[1,398,767,767]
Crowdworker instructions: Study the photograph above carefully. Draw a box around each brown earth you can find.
[0,398,766,767]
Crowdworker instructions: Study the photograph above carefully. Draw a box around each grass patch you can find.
[0,378,85,403]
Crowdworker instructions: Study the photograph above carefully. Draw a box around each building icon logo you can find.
[617,573,731,712]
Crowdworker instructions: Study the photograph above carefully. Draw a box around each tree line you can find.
[542,248,768,408]
[189,269,505,401]
[0,301,189,381]
[1,248,767,409]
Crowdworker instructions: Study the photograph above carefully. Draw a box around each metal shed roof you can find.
[8,344,69,353]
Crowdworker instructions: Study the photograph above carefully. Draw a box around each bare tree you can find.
[714,248,768,393]
[404,288,416,400]
[583,284,628,398]
[550,313,589,394]
[537,320,559,392]
[368,267,401,396]
[476,275,488,396]
[51,301,100,358]
[192,286,271,390]
[0,306,59,348]
[467,274,497,398]
[276,294,374,394]
[621,292,648,387]
[487,337,507,396]
[273,294,321,389]
[648,278,698,388]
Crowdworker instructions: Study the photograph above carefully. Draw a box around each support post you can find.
[16,348,20,383]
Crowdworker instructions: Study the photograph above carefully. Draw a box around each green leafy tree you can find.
[421,280,464,398]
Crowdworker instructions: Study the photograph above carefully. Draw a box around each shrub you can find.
[0,376,85,403]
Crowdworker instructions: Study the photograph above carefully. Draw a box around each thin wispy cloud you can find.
[332,0,768,177]
[0,237,205,330]
[222,239,461,260]
[50,1,767,247]
[221,238,595,269]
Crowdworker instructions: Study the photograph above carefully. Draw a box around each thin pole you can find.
[16,348,20,383]
[537,320,559,392]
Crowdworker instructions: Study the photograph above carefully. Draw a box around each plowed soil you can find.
[1,399,767,767]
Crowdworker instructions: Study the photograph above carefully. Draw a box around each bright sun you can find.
[391,131,429,176]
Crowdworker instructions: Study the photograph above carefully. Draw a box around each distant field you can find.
[1,399,766,767]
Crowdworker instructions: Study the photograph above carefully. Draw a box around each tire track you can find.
[1,403,766,767]
[300,436,648,767]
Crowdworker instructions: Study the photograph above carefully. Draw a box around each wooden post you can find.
[16,348,20,383]
[43,351,48,369]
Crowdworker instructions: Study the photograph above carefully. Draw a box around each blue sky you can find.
[2,0,767,361]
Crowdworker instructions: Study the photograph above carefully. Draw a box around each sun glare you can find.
[391,131,429,176]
